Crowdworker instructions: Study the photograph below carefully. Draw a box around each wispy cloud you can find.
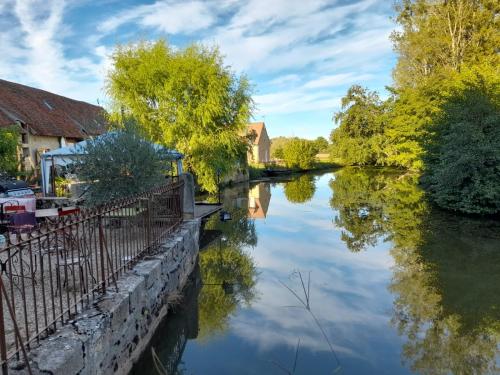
[0,0,110,103]
[98,1,230,35]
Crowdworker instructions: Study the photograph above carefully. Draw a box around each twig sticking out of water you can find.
[269,338,301,374]
[151,347,168,375]
[279,270,342,373]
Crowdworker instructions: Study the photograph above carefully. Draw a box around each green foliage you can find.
[330,167,500,373]
[328,1,499,213]
[270,136,291,159]
[283,174,316,204]
[330,167,427,252]
[55,177,71,198]
[0,126,19,175]
[313,136,329,153]
[422,65,500,214]
[282,138,317,169]
[198,206,257,339]
[330,85,385,166]
[106,40,253,193]
[75,121,172,205]
[273,146,284,160]
[391,0,499,89]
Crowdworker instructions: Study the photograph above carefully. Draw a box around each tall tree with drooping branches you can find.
[106,40,254,193]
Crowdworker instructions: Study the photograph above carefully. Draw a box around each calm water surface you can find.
[132,168,500,375]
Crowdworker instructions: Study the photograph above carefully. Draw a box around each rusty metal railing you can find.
[0,181,184,373]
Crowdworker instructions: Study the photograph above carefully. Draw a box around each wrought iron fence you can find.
[0,181,184,372]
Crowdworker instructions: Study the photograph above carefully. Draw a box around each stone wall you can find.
[9,219,201,375]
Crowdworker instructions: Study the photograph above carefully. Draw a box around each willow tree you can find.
[106,40,253,193]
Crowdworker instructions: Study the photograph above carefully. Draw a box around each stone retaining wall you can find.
[10,219,201,375]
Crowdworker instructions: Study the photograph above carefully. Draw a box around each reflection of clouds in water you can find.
[228,263,394,363]
[225,174,399,364]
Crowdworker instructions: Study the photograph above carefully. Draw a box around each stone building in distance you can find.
[246,122,270,164]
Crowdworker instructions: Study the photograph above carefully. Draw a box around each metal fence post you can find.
[146,198,152,250]
[0,287,8,375]
[98,214,106,294]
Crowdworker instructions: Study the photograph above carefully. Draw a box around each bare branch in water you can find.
[151,347,168,375]
[279,270,342,373]
[269,338,301,375]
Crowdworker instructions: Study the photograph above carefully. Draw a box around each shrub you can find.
[75,121,173,205]
[282,138,317,170]
[422,66,500,215]
[0,126,19,175]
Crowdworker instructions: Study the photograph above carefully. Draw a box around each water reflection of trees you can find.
[329,167,426,252]
[198,199,258,340]
[330,167,500,374]
[284,175,316,204]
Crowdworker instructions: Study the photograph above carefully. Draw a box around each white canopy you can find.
[40,134,184,196]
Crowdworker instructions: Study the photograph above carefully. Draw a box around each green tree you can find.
[75,121,172,205]
[0,126,19,175]
[384,0,500,172]
[330,85,385,166]
[270,136,290,159]
[391,0,499,89]
[273,146,284,160]
[106,40,253,193]
[282,138,317,169]
[422,65,500,214]
[283,174,316,204]
[313,136,329,153]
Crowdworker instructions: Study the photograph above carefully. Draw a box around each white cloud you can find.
[303,73,374,89]
[0,0,110,104]
[0,0,396,125]
[255,90,340,115]
[99,0,231,35]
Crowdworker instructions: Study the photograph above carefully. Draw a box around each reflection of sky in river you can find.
[182,173,410,374]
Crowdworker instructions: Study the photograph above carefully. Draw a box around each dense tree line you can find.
[329,0,499,214]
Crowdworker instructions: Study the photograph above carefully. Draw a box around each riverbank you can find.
[248,160,341,180]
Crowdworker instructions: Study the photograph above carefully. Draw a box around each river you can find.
[131,168,500,375]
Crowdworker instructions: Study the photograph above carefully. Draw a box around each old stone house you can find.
[0,79,107,173]
[247,122,270,164]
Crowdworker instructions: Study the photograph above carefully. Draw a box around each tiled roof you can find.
[0,79,107,138]
[247,122,266,144]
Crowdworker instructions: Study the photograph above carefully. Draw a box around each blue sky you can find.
[0,0,397,139]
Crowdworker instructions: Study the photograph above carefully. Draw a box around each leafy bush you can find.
[422,66,500,215]
[282,138,317,169]
[0,126,19,175]
[75,122,173,205]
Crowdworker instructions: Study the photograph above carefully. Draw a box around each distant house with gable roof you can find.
[246,122,270,164]
[0,79,107,173]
